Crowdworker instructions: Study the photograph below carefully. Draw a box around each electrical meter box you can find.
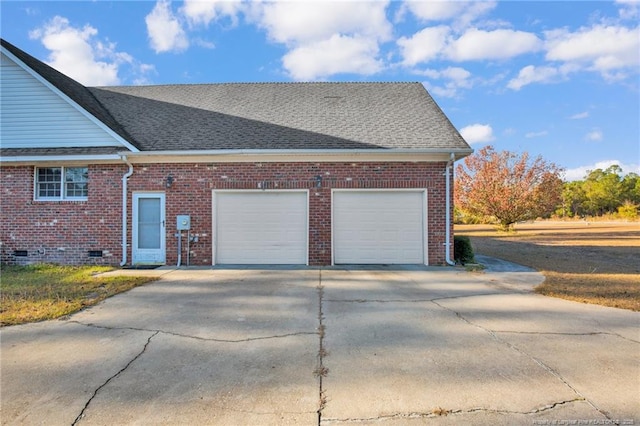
[176,215,191,230]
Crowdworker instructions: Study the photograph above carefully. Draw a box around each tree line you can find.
[455,146,639,230]
[559,165,639,218]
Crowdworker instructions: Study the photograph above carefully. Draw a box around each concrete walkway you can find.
[1,260,638,425]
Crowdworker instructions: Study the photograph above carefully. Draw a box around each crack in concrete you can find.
[220,407,318,416]
[326,298,432,303]
[325,292,507,304]
[430,291,519,301]
[321,398,589,424]
[67,320,316,343]
[494,330,640,344]
[429,299,612,420]
[72,330,159,425]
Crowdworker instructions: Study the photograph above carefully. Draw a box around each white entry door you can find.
[132,193,166,264]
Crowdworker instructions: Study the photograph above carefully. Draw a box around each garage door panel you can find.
[215,192,307,264]
[333,191,425,264]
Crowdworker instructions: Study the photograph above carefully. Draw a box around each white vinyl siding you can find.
[213,191,308,265]
[0,52,123,149]
[333,191,426,264]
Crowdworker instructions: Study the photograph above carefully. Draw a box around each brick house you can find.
[0,38,472,267]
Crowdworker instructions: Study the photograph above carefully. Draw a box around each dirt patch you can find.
[456,221,640,311]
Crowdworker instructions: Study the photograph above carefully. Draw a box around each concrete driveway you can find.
[1,260,638,425]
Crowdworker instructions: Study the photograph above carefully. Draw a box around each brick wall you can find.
[0,164,125,265]
[0,161,453,266]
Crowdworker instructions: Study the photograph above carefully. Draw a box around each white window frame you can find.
[34,166,88,201]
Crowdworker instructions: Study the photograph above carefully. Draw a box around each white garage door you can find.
[214,191,307,264]
[333,191,425,264]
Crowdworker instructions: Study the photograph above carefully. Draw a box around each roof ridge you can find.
[94,81,422,89]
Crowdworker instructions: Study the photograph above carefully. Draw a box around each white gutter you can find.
[116,148,474,165]
[120,155,134,267]
[118,148,473,158]
[445,152,456,266]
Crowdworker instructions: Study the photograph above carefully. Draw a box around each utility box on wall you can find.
[176,215,191,230]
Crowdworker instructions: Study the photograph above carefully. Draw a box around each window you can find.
[35,167,88,200]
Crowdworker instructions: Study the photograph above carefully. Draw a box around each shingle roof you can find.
[90,83,471,152]
[2,38,471,154]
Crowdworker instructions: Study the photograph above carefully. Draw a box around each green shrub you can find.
[454,235,475,265]
[617,201,638,220]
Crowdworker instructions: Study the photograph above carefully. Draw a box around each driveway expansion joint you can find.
[316,269,328,426]
[72,330,159,425]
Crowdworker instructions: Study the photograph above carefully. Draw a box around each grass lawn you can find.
[456,221,640,311]
[0,264,158,326]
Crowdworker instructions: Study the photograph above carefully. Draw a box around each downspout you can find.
[445,153,456,266]
[120,155,134,267]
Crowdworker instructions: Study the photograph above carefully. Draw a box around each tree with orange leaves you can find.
[455,146,563,231]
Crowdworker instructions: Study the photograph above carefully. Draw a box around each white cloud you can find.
[447,28,542,61]
[545,24,640,80]
[564,160,640,181]
[616,0,640,20]
[569,111,589,119]
[193,37,216,49]
[399,27,541,66]
[249,1,391,80]
[283,34,382,81]
[254,1,391,44]
[507,64,568,90]
[146,0,189,53]
[424,84,459,99]
[525,130,548,138]
[441,66,472,81]
[181,0,243,27]
[29,16,153,86]
[397,26,450,66]
[505,23,639,89]
[402,1,467,21]
[459,124,495,144]
[585,129,604,141]
[420,66,472,98]
[400,1,496,29]
[141,0,393,79]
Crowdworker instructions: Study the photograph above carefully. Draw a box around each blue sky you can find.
[1,1,638,180]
